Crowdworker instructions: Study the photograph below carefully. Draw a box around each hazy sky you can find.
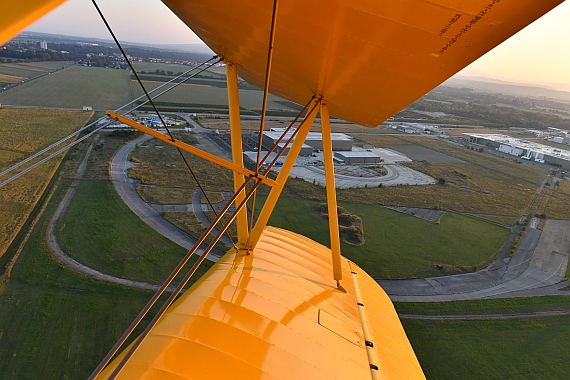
[27,0,570,85]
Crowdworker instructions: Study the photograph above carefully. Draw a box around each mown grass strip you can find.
[59,179,212,284]
[394,295,570,316]
[261,197,509,278]
[402,315,570,379]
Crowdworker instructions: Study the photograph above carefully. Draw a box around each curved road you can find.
[110,134,222,262]
[380,218,570,301]
[400,309,570,320]
[294,163,435,188]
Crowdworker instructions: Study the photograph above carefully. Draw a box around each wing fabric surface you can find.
[97,227,425,379]
[163,0,563,127]
[0,0,66,46]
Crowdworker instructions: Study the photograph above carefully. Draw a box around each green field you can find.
[133,80,299,114]
[263,198,510,278]
[59,180,212,283]
[0,66,132,109]
[395,289,570,379]
[0,181,159,379]
[403,316,570,379]
[0,168,212,377]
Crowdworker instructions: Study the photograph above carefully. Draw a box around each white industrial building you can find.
[334,151,383,165]
[396,122,442,134]
[464,133,570,169]
[262,130,353,153]
[498,144,523,156]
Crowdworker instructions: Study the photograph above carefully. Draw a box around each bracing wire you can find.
[0,58,218,188]
[249,0,279,238]
[107,177,265,380]
[88,173,265,380]
[85,0,310,375]
[91,0,235,247]
[88,97,318,379]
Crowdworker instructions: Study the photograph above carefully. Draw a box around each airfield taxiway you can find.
[380,218,570,301]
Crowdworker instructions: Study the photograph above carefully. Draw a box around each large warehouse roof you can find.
[263,131,353,142]
[464,133,570,161]
[334,151,381,158]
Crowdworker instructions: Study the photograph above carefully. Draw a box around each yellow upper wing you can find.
[0,0,66,47]
[163,0,563,127]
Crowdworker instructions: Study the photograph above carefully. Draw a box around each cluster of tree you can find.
[0,50,68,61]
[139,69,221,80]
[1,40,114,62]
[140,69,184,76]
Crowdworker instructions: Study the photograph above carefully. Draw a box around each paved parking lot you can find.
[290,164,436,188]
[246,148,436,189]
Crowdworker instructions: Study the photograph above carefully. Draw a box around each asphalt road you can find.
[292,163,436,188]
[380,220,570,301]
[0,65,70,94]
[110,134,222,261]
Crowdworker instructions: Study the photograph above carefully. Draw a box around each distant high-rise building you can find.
[40,41,47,50]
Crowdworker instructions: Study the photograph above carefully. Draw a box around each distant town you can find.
[0,31,212,68]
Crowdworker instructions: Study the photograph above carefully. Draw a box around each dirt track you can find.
[45,136,172,292]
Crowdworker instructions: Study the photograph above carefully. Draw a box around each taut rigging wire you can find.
[249,0,280,240]
[0,57,219,188]
[90,0,235,247]
[89,175,263,380]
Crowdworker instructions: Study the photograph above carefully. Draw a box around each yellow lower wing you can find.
[97,227,425,379]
